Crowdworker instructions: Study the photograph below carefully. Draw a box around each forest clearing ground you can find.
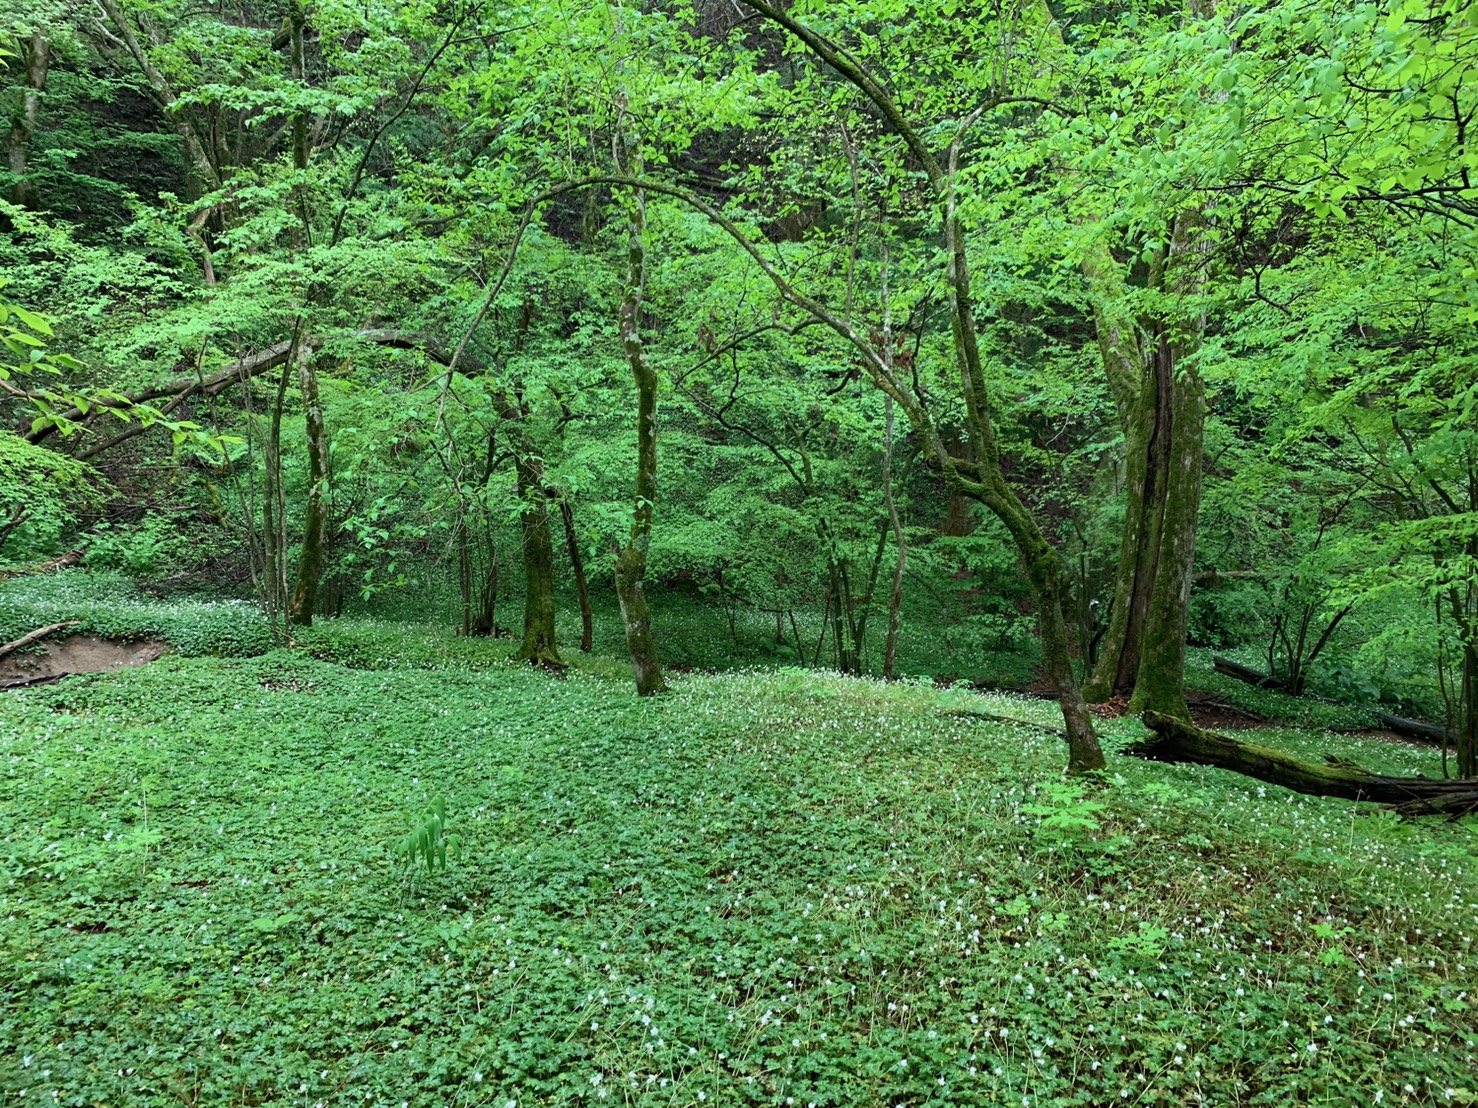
[1,621,1476,1106]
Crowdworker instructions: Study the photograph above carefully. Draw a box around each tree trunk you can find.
[1081,227,1207,721]
[1213,654,1296,693]
[1371,710,1455,746]
[0,621,79,661]
[475,532,499,637]
[6,29,50,207]
[1132,712,1478,817]
[613,180,668,696]
[258,351,293,641]
[513,451,564,668]
[1457,637,1477,779]
[1028,542,1104,775]
[288,350,330,625]
[559,496,593,652]
[883,398,907,680]
[95,0,221,195]
[1073,1,1216,720]
[1128,331,1205,716]
[284,5,328,628]
[727,0,1105,773]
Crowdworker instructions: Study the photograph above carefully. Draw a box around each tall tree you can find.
[723,0,1106,772]
[5,27,49,206]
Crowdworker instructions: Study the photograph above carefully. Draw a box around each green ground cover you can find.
[2,613,1476,1106]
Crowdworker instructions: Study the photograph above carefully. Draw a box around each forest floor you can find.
[1,581,1476,1106]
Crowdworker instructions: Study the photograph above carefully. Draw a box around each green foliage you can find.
[397,796,460,875]
[0,570,274,655]
[83,513,198,579]
[0,431,102,565]
[1,636,1474,1105]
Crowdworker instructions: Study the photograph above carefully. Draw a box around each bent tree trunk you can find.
[513,451,563,668]
[725,0,1105,772]
[613,184,667,696]
[1131,711,1478,817]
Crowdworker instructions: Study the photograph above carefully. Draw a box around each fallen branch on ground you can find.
[0,621,81,661]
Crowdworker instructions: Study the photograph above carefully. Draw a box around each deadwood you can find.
[1372,710,1455,746]
[1130,711,1478,818]
[1212,655,1296,693]
[0,621,80,661]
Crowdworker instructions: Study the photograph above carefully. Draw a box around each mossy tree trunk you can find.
[6,29,50,207]
[1132,712,1478,817]
[1458,639,1477,779]
[1447,543,1477,777]
[612,171,668,696]
[288,349,330,625]
[513,449,564,669]
[882,398,907,680]
[1058,0,1214,722]
[707,0,1109,772]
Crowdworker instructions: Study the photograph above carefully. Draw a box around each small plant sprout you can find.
[397,796,460,874]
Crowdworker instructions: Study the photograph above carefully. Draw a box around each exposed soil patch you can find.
[1189,705,1270,730]
[0,634,168,689]
[1091,690,1274,730]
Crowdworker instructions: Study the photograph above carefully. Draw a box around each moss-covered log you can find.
[1130,711,1478,817]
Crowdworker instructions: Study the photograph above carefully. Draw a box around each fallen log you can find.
[943,708,1066,738]
[1130,711,1478,818]
[1371,710,1454,746]
[1212,655,1295,693]
[0,621,81,661]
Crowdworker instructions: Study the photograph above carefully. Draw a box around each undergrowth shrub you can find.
[0,570,273,655]
[0,431,105,567]
[84,512,199,580]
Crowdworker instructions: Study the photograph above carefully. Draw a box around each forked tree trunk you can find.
[613,184,668,696]
[1066,0,1216,721]
[1081,219,1207,719]
[6,29,50,207]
